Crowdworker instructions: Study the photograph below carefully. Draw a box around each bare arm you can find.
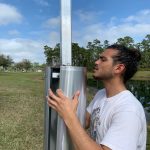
[85,111,91,129]
[64,111,111,150]
[47,89,111,150]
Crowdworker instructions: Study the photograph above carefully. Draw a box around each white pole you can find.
[60,0,72,66]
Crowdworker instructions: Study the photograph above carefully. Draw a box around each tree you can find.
[140,34,150,68]
[86,39,103,71]
[72,43,83,66]
[15,62,24,71]
[44,45,53,65]
[44,40,103,71]
[0,54,13,70]
[103,40,110,49]
[22,59,32,71]
[116,36,134,48]
[15,59,32,71]
[44,43,87,67]
[44,45,60,66]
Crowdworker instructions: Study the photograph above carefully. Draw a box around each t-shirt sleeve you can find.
[86,99,95,114]
[87,89,104,114]
[100,111,142,150]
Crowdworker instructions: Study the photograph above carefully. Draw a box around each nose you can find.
[95,59,100,65]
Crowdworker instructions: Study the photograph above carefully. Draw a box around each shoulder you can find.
[113,90,146,121]
[92,88,106,104]
[87,88,106,114]
[94,88,106,99]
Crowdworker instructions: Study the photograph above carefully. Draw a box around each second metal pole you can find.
[56,66,87,150]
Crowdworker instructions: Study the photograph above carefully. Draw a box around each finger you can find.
[47,96,58,108]
[47,101,57,111]
[48,89,60,101]
[73,90,80,100]
[56,89,66,99]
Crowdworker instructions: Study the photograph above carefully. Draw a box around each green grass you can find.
[0,72,44,150]
[133,71,150,80]
[0,72,150,149]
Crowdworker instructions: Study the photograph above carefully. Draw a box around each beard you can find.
[93,71,113,81]
[93,64,114,81]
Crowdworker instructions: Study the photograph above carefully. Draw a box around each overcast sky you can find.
[0,0,150,64]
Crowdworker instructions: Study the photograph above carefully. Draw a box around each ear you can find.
[114,64,125,74]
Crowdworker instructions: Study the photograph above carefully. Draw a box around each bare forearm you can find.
[64,113,103,150]
[47,89,109,150]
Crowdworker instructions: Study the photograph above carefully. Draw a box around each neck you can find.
[102,78,127,98]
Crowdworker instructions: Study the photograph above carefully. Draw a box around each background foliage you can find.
[0,35,149,71]
[44,35,150,71]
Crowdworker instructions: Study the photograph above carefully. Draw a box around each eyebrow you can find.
[99,55,107,59]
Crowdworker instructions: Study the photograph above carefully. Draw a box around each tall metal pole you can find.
[44,1,87,150]
[56,1,87,150]
[60,0,72,66]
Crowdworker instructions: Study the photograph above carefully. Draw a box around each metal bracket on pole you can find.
[60,0,72,66]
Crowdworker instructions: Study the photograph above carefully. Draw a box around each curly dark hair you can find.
[107,44,141,83]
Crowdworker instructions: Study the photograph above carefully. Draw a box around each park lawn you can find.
[0,72,44,150]
[133,71,150,80]
[0,71,150,149]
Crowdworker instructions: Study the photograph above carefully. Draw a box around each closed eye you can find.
[99,56,107,61]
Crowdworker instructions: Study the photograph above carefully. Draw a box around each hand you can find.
[47,89,80,121]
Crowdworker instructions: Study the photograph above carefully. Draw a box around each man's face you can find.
[93,48,119,80]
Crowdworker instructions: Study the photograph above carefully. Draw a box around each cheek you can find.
[103,65,113,72]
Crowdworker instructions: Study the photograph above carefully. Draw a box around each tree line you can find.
[0,55,44,72]
[0,34,150,72]
[44,35,150,71]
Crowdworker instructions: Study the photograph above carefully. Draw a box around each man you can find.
[47,44,147,150]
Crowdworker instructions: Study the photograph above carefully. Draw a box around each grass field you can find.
[133,71,150,80]
[0,71,150,149]
[0,72,44,150]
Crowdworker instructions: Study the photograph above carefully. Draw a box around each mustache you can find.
[93,65,98,70]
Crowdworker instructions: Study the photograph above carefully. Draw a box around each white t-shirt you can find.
[87,89,147,150]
